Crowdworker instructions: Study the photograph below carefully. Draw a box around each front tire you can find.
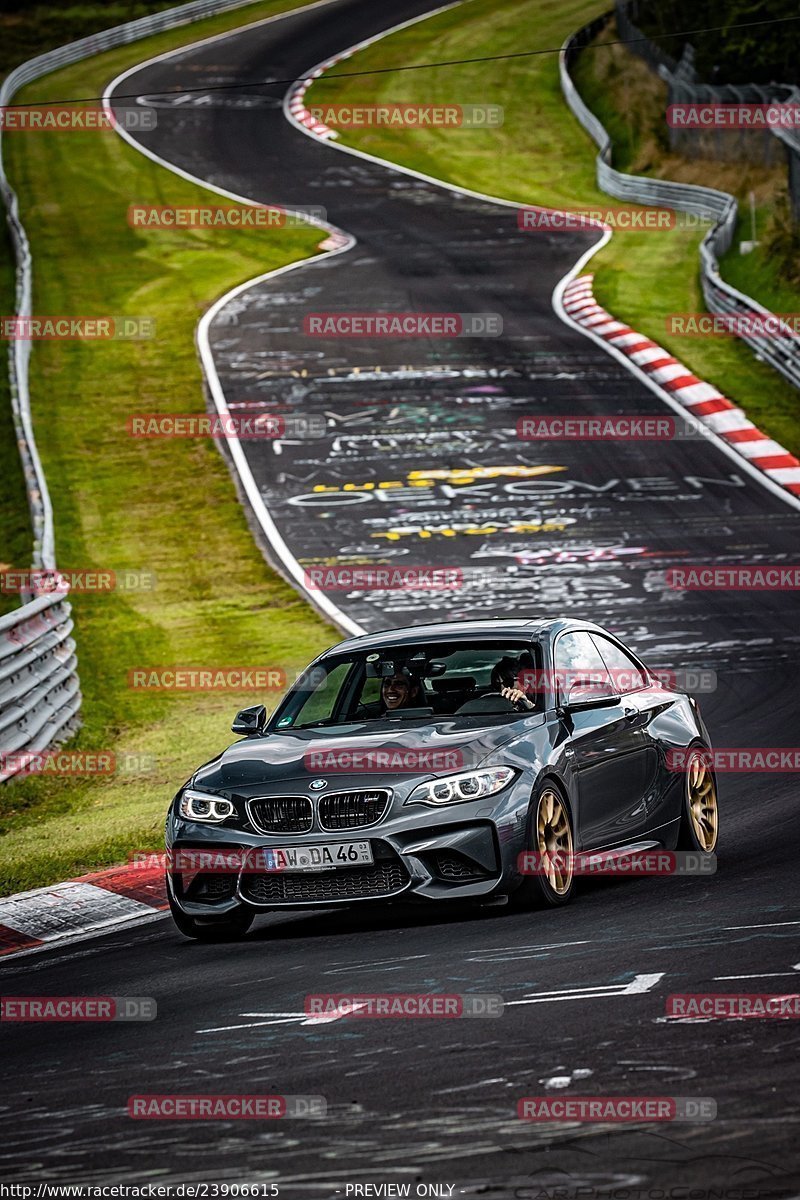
[167,886,255,942]
[516,780,575,908]
[677,746,719,853]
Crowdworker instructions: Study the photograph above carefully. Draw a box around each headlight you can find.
[405,767,516,807]
[178,788,235,823]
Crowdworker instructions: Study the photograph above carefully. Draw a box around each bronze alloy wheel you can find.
[687,750,719,852]
[536,786,574,896]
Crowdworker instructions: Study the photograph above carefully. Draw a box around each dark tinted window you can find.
[271,640,544,728]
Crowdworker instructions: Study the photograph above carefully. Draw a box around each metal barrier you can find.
[0,593,81,782]
[0,0,262,780]
[560,12,800,391]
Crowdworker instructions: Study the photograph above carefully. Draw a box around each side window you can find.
[283,661,351,726]
[591,635,647,694]
[553,632,613,704]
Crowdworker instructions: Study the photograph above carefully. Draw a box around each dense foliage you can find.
[632,0,800,84]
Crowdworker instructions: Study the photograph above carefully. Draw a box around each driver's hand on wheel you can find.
[500,686,535,710]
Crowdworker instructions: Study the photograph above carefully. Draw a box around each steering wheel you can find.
[487,689,531,712]
[454,692,521,716]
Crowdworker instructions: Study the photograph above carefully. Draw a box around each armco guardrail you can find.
[0,0,263,780]
[560,13,800,392]
[0,593,81,782]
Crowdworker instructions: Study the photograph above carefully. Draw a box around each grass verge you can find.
[0,0,209,617]
[0,0,338,895]
[306,0,800,457]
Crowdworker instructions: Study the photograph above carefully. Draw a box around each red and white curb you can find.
[284,17,800,509]
[562,275,800,499]
[286,49,357,138]
[0,864,166,958]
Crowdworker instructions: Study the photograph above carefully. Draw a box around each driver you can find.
[490,655,536,711]
[381,670,421,712]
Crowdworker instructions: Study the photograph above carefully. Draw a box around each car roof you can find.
[325,617,610,655]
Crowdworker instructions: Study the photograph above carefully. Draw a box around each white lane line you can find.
[505,973,664,1005]
[197,1001,373,1032]
[102,0,365,639]
[468,940,591,956]
[300,1001,371,1023]
[239,1003,371,1023]
[715,963,800,980]
[723,921,800,930]
[196,1017,303,1036]
[324,953,429,966]
[715,973,798,980]
[198,973,665,1031]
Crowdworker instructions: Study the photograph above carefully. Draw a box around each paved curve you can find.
[2,0,798,1192]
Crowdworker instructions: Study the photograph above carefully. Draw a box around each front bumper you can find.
[166,775,533,914]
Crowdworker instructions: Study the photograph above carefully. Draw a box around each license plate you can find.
[264,841,373,872]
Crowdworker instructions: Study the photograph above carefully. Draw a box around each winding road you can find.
[2,0,799,1191]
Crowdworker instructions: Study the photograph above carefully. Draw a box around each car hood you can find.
[192,715,544,793]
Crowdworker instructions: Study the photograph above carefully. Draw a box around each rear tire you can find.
[677,745,719,853]
[167,886,254,942]
[515,779,575,909]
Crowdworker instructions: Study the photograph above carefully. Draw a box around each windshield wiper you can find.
[294,712,440,729]
[289,719,343,730]
[358,711,437,722]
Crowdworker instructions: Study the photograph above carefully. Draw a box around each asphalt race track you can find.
[2,0,799,1192]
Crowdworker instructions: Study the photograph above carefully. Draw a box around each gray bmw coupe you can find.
[165,618,718,940]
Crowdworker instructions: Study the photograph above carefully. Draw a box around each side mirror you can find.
[565,677,618,711]
[232,704,267,737]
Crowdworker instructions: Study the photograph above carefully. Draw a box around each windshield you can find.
[270,640,544,730]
